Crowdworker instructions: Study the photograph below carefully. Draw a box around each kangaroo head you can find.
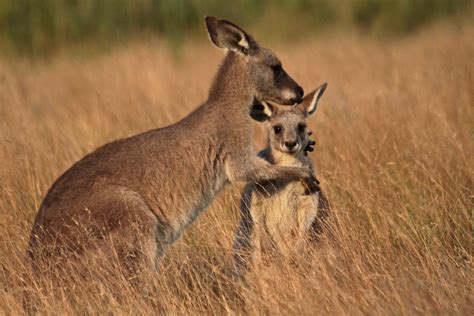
[251,83,327,154]
[205,16,304,105]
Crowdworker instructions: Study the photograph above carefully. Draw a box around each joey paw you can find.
[304,131,316,156]
[303,174,321,195]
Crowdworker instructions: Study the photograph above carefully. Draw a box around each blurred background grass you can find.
[0,0,472,57]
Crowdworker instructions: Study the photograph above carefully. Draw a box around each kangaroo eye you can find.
[273,125,282,134]
[271,64,283,74]
[298,123,306,132]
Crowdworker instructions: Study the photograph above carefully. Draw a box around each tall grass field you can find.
[0,0,472,56]
[0,22,473,313]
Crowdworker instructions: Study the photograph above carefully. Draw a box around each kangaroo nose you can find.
[285,140,297,149]
[296,86,304,100]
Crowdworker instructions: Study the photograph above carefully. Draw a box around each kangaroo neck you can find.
[207,51,253,107]
[177,52,253,128]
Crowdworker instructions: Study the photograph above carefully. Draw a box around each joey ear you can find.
[205,16,258,55]
[250,100,275,122]
[300,82,328,115]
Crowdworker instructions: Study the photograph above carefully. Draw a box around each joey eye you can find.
[273,125,282,134]
[298,123,306,132]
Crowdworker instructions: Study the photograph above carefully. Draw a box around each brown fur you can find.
[233,84,330,277]
[27,17,310,275]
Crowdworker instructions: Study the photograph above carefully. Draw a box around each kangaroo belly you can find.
[258,182,319,254]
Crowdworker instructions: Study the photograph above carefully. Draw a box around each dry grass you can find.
[1,24,473,314]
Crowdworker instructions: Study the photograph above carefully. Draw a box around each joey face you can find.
[250,83,328,155]
[269,109,309,154]
[205,16,303,105]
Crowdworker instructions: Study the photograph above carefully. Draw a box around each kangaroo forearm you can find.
[260,166,307,182]
[239,162,308,183]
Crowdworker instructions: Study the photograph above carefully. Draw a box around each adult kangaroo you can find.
[27,17,310,275]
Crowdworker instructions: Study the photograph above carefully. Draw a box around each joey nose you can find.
[285,140,297,150]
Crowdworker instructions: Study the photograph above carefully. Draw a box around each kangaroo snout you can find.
[295,85,304,101]
[282,139,301,154]
[283,84,304,105]
[284,140,298,150]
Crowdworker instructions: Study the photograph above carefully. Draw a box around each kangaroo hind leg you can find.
[83,185,163,282]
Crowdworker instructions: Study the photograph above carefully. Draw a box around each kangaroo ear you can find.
[250,100,275,122]
[205,16,258,55]
[301,83,328,115]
